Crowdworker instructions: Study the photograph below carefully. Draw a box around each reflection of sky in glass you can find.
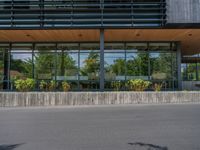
[104,53,125,65]
[150,53,160,58]
[68,53,78,66]
[12,53,32,61]
[126,53,138,60]
[80,53,89,68]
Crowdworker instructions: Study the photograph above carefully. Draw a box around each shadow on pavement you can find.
[0,144,23,150]
[128,142,168,150]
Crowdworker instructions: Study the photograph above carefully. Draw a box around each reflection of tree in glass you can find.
[35,53,55,76]
[185,63,197,80]
[126,53,148,76]
[110,59,126,75]
[10,55,32,79]
[81,52,100,76]
[57,51,77,76]
[150,53,173,80]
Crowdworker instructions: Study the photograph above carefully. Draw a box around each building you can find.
[0,0,200,91]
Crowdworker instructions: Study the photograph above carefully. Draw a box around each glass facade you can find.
[182,54,200,81]
[0,42,178,91]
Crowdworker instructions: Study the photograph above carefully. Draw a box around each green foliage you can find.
[126,53,149,76]
[48,80,57,91]
[111,59,126,75]
[153,83,163,91]
[10,56,33,79]
[150,53,173,80]
[127,79,151,91]
[57,51,78,76]
[15,78,35,92]
[62,81,70,92]
[111,81,122,91]
[81,52,100,76]
[35,54,55,76]
[39,80,57,91]
[39,80,48,91]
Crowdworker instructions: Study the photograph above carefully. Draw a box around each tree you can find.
[110,58,126,75]
[10,55,33,79]
[57,51,77,76]
[81,52,100,76]
[126,53,149,76]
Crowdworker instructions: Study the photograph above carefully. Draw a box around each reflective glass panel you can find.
[104,43,126,90]
[126,52,149,80]
[79,43,100,90]
[186,63,197,81]
[34,45,56,82]
[57,45,79,90]
[10,45,33,89]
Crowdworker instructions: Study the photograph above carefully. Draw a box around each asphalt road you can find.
[0,104,200,150]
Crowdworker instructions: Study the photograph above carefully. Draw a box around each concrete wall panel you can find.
[0,92,200,107]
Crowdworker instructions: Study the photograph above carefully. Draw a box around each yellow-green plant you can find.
[62,81,70,92]
[48,80,57,91]
[39,80,48,91]
[153,83,163,91]
[127,79,151,91]
[15,78,35,92]
[111,81,122,91]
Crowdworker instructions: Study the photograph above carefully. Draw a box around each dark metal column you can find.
[177,43,182,90]
[3,48,9,90]
[100,29,104,91]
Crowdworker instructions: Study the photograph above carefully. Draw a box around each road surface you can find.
[0,104,200,150]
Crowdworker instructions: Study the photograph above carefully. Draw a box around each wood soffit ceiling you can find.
[0,29,200,55]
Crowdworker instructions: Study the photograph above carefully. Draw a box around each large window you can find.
[57,43,79,90]
[10,44,33,89]
[79,43,100,90]
[181,55,200,81]
[0,42,178,91]
[149,43,177,89]
[34,44,56,89]
[126,43,149,80]
[104,43,125,90]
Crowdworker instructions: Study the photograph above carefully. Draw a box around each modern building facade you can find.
[0,0,200,91]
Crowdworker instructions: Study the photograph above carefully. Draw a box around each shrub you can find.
[153,83,163,91]
[15,79,26,92]
[62,81,70,92]
[39,80,48,91]
[48,80,57,91]
[127,79,151,91]
[111,81,122,91]
[25,78,35,91]
[15,78,35,92]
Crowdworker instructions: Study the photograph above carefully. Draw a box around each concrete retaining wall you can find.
[0,92,200,107]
